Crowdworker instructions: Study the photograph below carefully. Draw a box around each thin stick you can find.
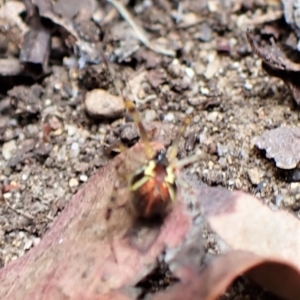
[4,198,34,220]
[106,0,175,57]
[100,51,154,160]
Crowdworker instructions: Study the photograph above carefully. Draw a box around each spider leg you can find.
[105,156,137,263]
[100,50,154,160]
[167,113,193,162]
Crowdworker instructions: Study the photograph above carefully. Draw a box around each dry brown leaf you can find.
[31,0,101,64]
[153,251,300,300]
[200,185,300,267]
[0,142,191,300]
[158,184,300,300]
[247,30,300,105]
[21,0,51,77]
[3,142,300,299]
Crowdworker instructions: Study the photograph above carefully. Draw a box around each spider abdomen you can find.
[130,158,177,219]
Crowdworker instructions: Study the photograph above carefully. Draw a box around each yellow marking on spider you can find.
[130,173,150,192]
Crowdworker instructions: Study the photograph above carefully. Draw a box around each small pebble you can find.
[227,179,234,186]
[79,174,88,182]
[92,8,105,24]
[3,167,12,176]
[164,112,175,122]
[275,194,284,207]
[206,111,220,123]
[24,239,33,250]
[283,195,295,207]
[144,110,157,123]
[74,162,89,173]
[247,168,261,185]
[85,89,125,119]
[120,125,139,142]
[208,161,214,169]
[67,125,77,137]
[22,171,30,181]
[168,60,182,77]
[207,0,218,12]
[185,67,195,78]
[291,182,300,192]
[244,82,253,90]
[204,53,220,79]
[200,87,209,95]
[69,178,79,188]
[45,99,52,106]
[3,192,12,199]
[57,145,67,163]
[2,140,17,160]
[137,88,145,99]
[33,238,41,247]
[197,22,213,42]
[217,144,228,156]
[70,142,80,158]
[54,82,62,91]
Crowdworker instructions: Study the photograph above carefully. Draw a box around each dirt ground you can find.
[0,0,296,298]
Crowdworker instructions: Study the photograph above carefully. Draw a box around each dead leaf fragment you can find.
[0,142,190,300]
[146,69,167,89]
[247,30,300,105]
[153,251,300,300]
[200,185,300,269]
[21,0,51,77]
[3,147,300,299]
[253,126,300,169]
[31,0,101,65]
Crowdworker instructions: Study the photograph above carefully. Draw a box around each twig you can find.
[4,198,34,220]
[106,0,175,57]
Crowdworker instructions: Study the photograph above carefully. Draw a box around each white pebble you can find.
[33,237,41,247]
[3,192,12,199]
[24,239,33,250]
[144,110,157,122]
[244,82,253,90]
[185,67,195,78]
[67,125,77,136]
[45,99,52,106]
[79,174,88,182]
[57,145,67,162]
[164,112,175,122]
[2,140,17,160]
[69,178,79,188]
[70,142,80,158]
[22,171,31,181]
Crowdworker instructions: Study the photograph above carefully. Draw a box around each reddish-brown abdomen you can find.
[132,178,172,219]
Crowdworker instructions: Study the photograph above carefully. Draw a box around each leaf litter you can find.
[247,29,300,105]
[3,145,300,299]
[3,0,300,299]
[248,27,300,173]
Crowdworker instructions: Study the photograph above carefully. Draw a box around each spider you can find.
[101,52,200,246]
